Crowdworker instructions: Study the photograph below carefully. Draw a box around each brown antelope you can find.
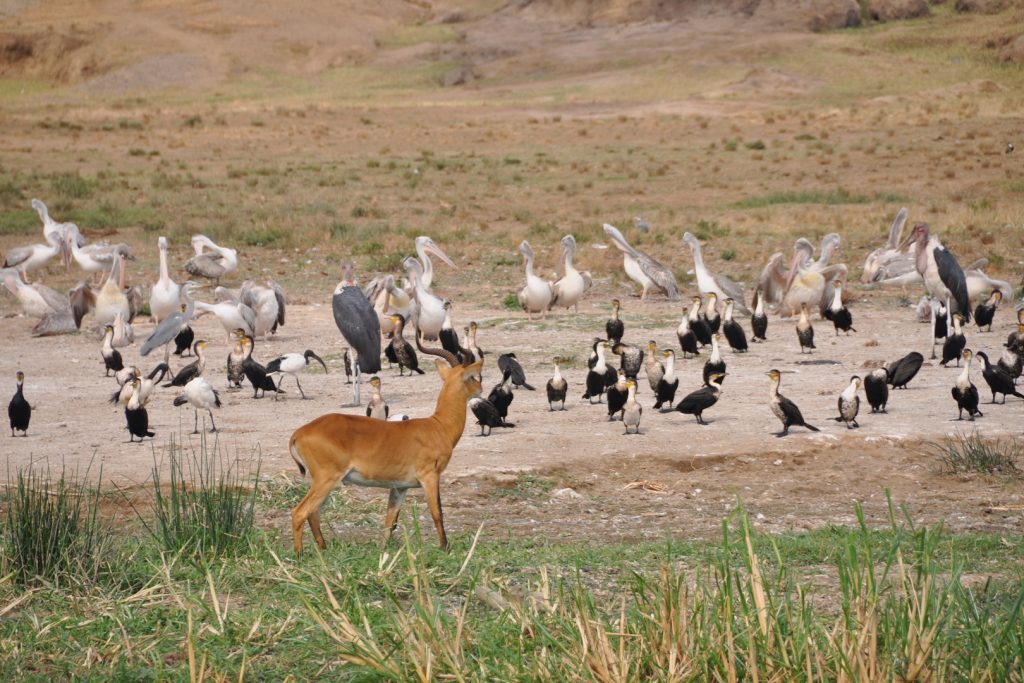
[288,337,482,553]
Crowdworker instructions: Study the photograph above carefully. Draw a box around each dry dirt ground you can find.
[3,291,1022,544]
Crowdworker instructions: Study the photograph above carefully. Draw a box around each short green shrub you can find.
[933,431,1020,476]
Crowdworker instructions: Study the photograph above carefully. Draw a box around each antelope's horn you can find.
[416,328,463,367]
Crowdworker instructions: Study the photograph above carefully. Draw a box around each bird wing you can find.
[332,287,382,374]
[184,253,226,279]
[779,396,805,424]
[758,252,787,305]
[140,313,183,356]
[933,246,970,321]
[265,357,284,373]
[69,282,95,328]
[3,245,33,268]
[31,283,70,313]
[886,208,908,249]
[268,279,286,326]
[32,311,78,336]
[714,272,749,314]
[636,252,680,300]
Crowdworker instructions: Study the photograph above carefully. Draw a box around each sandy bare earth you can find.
[2,294,1023,542]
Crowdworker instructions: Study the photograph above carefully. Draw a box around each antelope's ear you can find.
[467,358,484,375]
[435,358,451,376]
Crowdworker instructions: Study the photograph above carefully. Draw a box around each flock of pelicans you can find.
[4,199,1024,445]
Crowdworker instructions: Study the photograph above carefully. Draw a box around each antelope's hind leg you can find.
[292,474,343,554]
[420,473,448,552]
[383,488,408,545]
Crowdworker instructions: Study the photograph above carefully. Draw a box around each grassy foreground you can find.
[1,439,1023,680]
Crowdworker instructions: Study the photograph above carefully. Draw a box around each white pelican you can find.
[173,376,222,433]
[603,223,679,301]
[62,224,134,279]
[780,234,845,317]
[516,240,554,320]
[2,268,70,319]
[862,208,912,284]
[3,227,64,283]
[550,235,592,312]
[758,238,814,307]
[365,275,410,335]
[413,235,455,289]
[963,258,1012,304]
[95,253,130,328]
[150,236,181,323]
[682,232,748,313]
[194,297,255,342]
[238,280,282,340]
[184,235,238,285]
[403,257,446,340]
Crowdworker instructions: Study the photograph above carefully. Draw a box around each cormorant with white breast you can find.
[606,299,624,345]
[721,298,748,352]
[546,363,567,411]
[940,313,966,367]
[702,293,721,334]
[976,351,1024,404]
[583,341,617,403]
[653,349,678,411]
[8,371,30,437]
[606,370,628,420]
[767,369,819,437]
[488,370,514,425]
[796,303,815,354]
[688,297,712,347]
[823,280,855,335]
[124,378,155,443]
[675,372,724,425]
[750,288,768,342]
[834,376,861,429]
[951,349,982,420]
[703,334,725,386]
[974,291,1001,332]
[644,341,664,393]
[677,309,699,358]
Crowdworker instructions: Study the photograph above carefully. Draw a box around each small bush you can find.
[140,434,260,558]
[502,293,520,310]
[744,140,766,150]
[933,432,1020,476]
[51,172,94,199]
[3,463,107,585]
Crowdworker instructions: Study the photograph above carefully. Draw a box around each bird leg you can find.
[208,409,218,432]
[193,408,200,434]
[296,376,308,399]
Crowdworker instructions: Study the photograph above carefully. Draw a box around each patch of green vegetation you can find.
[731,187,874,208]
[691,218,730,240]
[65,204,165,232]
[0,210,39,235]
[932,431,1021,476]
[502,292,520,310]
[744,140,766,150]
[240,225,288,247]
[351,240,383,255]
[491,474,555,501]
[51,172,95,200]
[375,23,461,50]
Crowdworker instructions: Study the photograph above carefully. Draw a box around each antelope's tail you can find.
[289,434,307,477]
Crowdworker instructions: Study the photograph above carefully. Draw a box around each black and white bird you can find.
[388,314,424,376]
[901,224,971,351]
[101,324,124,376]
[469,397,512,436]
[497,353,535,390]
[622,380,642,435]
[675,372,723,425]
[110,364,169,406]
[676,308,699,358]
[750,288,768,343]
[612,342,644,381]
[265,349,327,400]
[688,296,712,347]
[166,340,208,387]
[721,298,748,352]
[974,290,1001,332]
[887,351,924,389]
[227,335,247,389]
[702,334,726,386]
[124,378,155,443]
[1007,143,1015,154]
[366,376,389,419]
[951,349,982,421]
[823,280,855,335]
[606,371,629,421]
[606,299,624,345]
[834,376,861,429]
[702,292,721,334]
[173,376,222,433]
[546,363,567,411]
[644,341,664,393]
[976,351,1024,404]
[583,341,617,404]
[796,303,815,354]
[487,370,514,424]
[238,336,281,399]
[439,301,465,361]
[768,369,819,437]
[8,371,30,437]
[653,349,679,411]
[333,262,382,406]
[940,313,966,367]
[863,367,889,413]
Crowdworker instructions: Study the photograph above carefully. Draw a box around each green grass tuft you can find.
[932,431,1021,476]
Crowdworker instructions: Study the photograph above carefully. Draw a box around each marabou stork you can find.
[332,262,381,406]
